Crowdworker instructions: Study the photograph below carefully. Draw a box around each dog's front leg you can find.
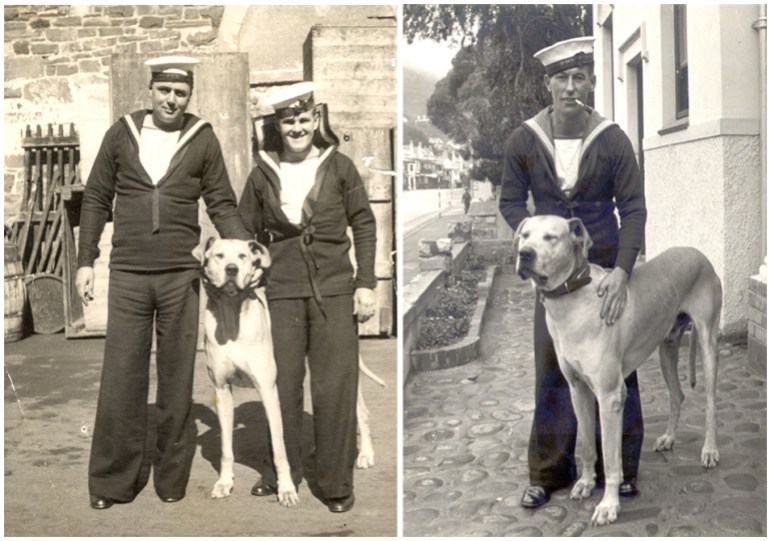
[592,381,626,526]
[254,368,299,507]
[212,384,235,498]
[566,377,597,500]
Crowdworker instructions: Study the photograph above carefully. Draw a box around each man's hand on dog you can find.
[354,287,376,323]
[597,267,629,326]
[76,266,95,305]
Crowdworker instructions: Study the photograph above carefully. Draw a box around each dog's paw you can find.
[211,480,234,499]
[570,478,595,500]
[277,487,299,508]
[590,499,620,526]
[356,452,375,469]
[701,447,719,468]
[653,433,675,452]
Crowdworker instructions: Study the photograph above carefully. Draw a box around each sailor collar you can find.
[523,106,616,164]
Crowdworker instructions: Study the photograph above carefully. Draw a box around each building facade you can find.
[593,4,766,345]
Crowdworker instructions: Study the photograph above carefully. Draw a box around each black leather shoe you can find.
[250,480,277,497]
[159,495,183,503]
[89,494,114,510]
[619,477,638,498]
[326,493,355,513]
[520,485,550,508]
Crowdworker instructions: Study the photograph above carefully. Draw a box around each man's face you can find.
[150,81,191,129]
[546,66,595,114]
[277,109,318,155]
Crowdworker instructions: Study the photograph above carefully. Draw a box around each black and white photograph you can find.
[402,4,767,537]
[4,4,397,536]
[3,3,768,539]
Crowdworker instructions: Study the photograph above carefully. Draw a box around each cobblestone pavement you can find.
[404,269,767,537]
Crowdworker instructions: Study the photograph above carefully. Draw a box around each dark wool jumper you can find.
[78,110,250,271]
[238,146,377,300]
[499,106,647,273]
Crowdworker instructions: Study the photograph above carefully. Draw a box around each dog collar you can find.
[539,261,592,300]
[201,274,262,345]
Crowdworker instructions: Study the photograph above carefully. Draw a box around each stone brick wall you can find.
[4,5,225,225]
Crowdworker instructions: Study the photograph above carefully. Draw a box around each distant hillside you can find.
[404,66,438,120]
[403,65,449,143]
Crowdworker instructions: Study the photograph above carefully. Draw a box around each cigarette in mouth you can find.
[575,99,586,107]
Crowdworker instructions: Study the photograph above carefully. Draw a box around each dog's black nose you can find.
[225,264,238,277]
[518,248,535,263]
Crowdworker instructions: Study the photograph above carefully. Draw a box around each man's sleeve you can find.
[610,128,647,275]
[342,158,377,290]
[77,127,117,268]
[200,128,251,241]
[499,130,532,232]
[237,169,263,239]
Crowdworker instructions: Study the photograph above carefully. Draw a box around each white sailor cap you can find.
[533,36,594,76]
[266,82,316,119]
[145,55,199,87]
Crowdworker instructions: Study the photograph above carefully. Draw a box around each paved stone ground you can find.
[404,269,767,537]
[5,334,396,537]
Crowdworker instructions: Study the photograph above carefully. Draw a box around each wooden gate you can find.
[8,123,80,335]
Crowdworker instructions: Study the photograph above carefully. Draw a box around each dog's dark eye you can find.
[215,253,224,259]
[543,234,556,242]
[521,232,529,239]
[239,254,247,260]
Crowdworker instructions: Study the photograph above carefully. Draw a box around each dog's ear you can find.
[192,236,217,264]
[567,218,593,259]
[249,240,271,269]
[511,217,529,274]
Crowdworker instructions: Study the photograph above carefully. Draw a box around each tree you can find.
[405,4,593,185]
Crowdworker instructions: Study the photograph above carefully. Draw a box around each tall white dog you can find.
[194,237,298,507]
[513,215,722,526]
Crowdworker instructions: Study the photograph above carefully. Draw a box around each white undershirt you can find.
[554,138,582,193]
[279,157,320,224]
[139,116,180,184]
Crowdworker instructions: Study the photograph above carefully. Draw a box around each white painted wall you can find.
[593,4,764,337]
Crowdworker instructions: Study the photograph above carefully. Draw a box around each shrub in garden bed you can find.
[416,254,487,350]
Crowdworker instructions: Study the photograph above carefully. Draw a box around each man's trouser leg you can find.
[261,297,308,490]
[528,300,577,490]
[151,269,200,500]
[88,270,155,501]
[307,295,359,500]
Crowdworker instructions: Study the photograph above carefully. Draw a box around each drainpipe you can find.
[753,6,767,267]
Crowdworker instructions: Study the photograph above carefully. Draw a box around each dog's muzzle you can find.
[517,248,548,285]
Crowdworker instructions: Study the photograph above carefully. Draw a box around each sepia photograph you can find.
[401,4,766,537]
[4,4,397,536]
[3,3,768,539]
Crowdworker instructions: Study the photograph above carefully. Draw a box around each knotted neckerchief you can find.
[201,273,262,345]
[295,150,335,320]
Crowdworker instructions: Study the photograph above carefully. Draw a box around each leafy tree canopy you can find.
[405,4,592,185]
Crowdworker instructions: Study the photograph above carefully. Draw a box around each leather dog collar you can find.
[539,259,592,300]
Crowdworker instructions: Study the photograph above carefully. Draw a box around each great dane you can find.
[512,215,722,526]
[195,237,298,507]
[195,238,383,502]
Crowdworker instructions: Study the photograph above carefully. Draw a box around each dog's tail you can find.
[689,327,697,389]
[359,354,386,388]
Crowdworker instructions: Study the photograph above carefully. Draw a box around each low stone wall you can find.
[409,265,499,373]
[402,241,469,382]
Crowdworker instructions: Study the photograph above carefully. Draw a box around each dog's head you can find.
[512,215,592,291]
[193,237,271,295]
